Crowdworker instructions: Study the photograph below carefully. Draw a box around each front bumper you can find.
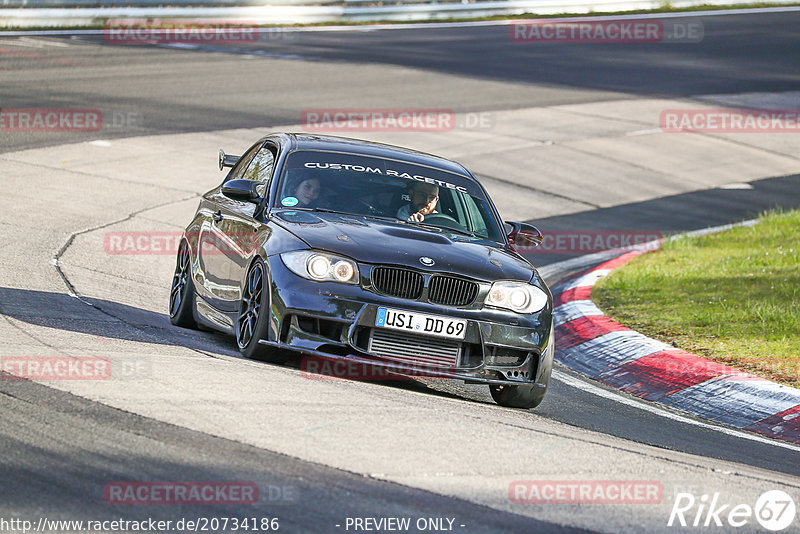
[260,256,554,388]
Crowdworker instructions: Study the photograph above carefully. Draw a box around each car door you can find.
[220,143,276,306]
[197,141,270,311]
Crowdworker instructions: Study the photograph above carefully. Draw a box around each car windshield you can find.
[275,150,504,242]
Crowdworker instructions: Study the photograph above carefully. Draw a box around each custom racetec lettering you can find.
[303,162,468,193]
[303,162,382,173]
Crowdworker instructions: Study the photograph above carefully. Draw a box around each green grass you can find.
[594,210,800,388]
[3,2,800,31]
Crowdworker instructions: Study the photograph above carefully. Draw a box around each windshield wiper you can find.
[308,207,402,223]
[406,221,478,238]
[359,213,402,223]
[310,208,398,223]
[308,207,350,216]
[275,207,351,216]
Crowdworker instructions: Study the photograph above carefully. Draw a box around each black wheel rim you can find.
[238,262,263,349]
[169,242,190,318]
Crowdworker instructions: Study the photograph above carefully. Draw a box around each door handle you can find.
[212,210,223,222]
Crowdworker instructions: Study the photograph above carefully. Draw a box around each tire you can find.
[169,240,199,329]
[490,384,546,409]
[236,259,288,363]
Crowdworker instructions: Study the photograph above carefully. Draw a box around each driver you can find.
[397,182,439,222]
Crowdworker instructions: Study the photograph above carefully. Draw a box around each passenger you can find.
[397,182,439,222]
[287,177,322,208]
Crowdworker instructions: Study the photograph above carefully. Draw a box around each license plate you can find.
[375,307,466,340]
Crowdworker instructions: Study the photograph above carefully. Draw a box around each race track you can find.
[2,10,800,533]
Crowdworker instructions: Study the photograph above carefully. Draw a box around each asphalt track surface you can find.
[3,9,800,153]
[2,9,800,533]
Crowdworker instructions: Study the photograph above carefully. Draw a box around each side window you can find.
[461,194,490,238]
[241,145,275,197]
[227,143,262,183]
[437,189,460,221]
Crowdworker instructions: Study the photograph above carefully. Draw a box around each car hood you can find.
[271,210,535,282]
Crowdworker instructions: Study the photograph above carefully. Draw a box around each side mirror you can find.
[221,179,261,203]
[505,221,543,252]
[219,148,240,170]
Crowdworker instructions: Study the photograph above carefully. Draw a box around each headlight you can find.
[484,281,548,314]
[281,251,360,284]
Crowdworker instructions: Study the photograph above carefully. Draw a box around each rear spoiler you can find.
[218,149,240,171]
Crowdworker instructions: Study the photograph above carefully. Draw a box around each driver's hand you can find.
[419,196,438,216]
[408,212,425,222]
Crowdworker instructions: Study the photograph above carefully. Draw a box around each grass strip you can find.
[594,210,800,388]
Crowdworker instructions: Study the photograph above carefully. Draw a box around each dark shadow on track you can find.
[87,11,800,98]
[7,12,800,154]
[0,377,591,533]
[0,286,235,353]
[539,365,800,477]
[524,173,800,267]
[0,286,495,405]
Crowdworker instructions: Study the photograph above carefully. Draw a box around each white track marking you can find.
[0,37,69,47]
[626,128,662,136]
[553,299,604,325]
[718,182,754,189]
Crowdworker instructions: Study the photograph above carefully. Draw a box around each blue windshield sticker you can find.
[282,196,299,207]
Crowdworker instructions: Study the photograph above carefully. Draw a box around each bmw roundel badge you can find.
[419,257,435,266]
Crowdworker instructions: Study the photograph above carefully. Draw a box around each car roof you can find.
[272,133,475,179]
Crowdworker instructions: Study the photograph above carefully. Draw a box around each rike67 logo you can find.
[668,490,796,531]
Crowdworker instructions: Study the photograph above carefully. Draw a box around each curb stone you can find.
[549,225,800,445]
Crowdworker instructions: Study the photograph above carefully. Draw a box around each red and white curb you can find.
[550,235,800,445]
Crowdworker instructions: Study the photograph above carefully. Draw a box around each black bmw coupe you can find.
[169,133,554,408]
